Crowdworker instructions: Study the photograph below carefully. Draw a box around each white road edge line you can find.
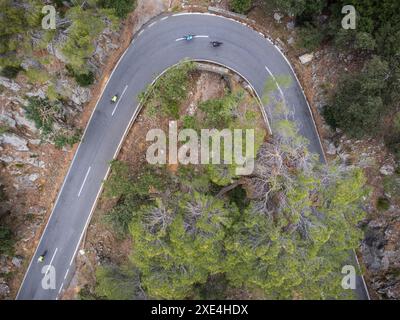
[77,167,91,198]
[148,21,157,28]
[45,248,58,275]
[161,16,168,21]
[64,268,69,280]
[58,283,64,295]
[111,85,129,116]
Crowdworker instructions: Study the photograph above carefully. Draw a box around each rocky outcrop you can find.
[361,212,400,299]
[0,133,29,152]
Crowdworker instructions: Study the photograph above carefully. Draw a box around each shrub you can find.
[143,61,195,119]
[1,65,22,79]
[97,0,137,19]
[54,130,82,149]
[24,97,61,135]
[230,0,252,14]
[394,113,400,133]
[66,65,95,87]
[323,56,389,138]
[24,68,50,85]
[103,198,140,237]
[0,125,10,135]
[74,71,95,87]
[383,174,400,203]
[376,197,390,211]
[62,8,105,71]
[0,225,14,256]
[298,23,325,50]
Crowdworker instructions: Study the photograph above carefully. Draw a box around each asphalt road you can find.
[16,12,369,300]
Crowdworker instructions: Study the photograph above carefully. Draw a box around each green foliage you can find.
[24,97,61,136]
[376,197,390,211]
[97,0,137,18]
[103,160,133,198]
[198,91,239,129]
[383,174,400,203]
[230,0,252,14]
[0,125,10,135]
[0,0,43,67]
[0,184,7,202]
[46,85,59,101]
[225,165,367,299]
[0,65,22,79]
[270,0,326,21]
[24,68,50,85]
[297,22,325,50]
[323,56,390,138]
[129,193,234,299]
[206,164,236,187]
[62,7,105,72]
[103,162,168,236]
[95,265,143,299]
[103,198,139,237]
[143,61,195,119]
[0,225,14,256]
[66,65,95,87]
[54,130,82,149]
[394,113,400,133]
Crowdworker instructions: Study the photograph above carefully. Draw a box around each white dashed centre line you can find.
[265,65,287,104]
[77,167,91,198]
[111,85,129,116]
[175,35,209,42]
[45,248,58,275]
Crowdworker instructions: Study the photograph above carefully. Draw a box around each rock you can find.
[0,155,45,168]
[380,164,395,176]
[11,256,23,268]
[0,76,21,92]
[273,12,283,23]
[287,36,295,45]
[0,113,16,128]
[28,173,39,182]
[326,141,339,155]
[286,21,295,29]
[21,58,41,71]
[71,86,91,106]
[0,133,29,151]
[0,281,10,298]
[29,139,42,145]
[48,32,68,63]
[26,88,46,99]
[299,53,314,65]
[14,108,38,133]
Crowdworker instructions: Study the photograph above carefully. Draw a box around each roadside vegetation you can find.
[0,0,137,149]
[83,63,371,300]
[267,0,400,161]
